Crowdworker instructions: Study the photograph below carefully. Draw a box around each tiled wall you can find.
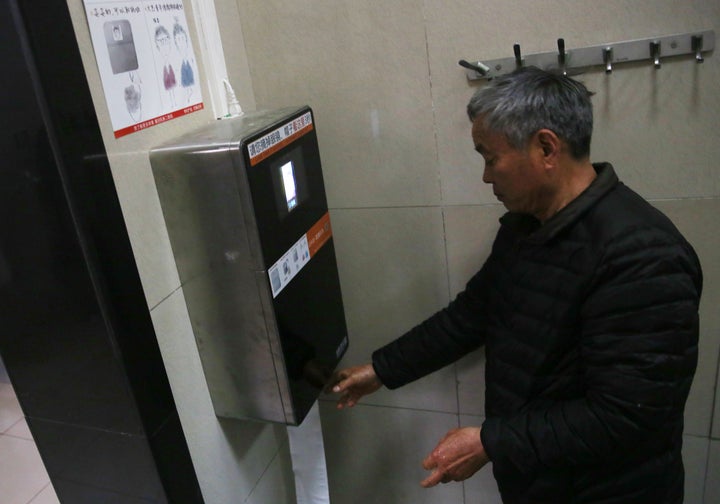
[234,0,720,502]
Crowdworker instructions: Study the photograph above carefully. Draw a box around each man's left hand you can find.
[421,427,490,488]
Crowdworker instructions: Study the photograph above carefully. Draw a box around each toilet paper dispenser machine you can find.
[150,106,348,425]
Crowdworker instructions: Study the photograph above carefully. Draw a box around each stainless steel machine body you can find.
[150,106,348,425]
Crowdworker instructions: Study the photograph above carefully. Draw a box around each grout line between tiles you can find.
[26,482,54,504]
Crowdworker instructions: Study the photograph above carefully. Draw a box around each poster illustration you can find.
[84,1,204,138]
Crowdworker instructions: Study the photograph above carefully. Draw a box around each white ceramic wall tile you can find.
[328,326,457,414]
[0,384,24,434]
[463,462,503,504]
[683,435,710,504]
[443,205,506,299]
[5,417,32,440]
[246,440,296,504]
[149,288,210,407]
[706,440,720,504]
[236,0,440,209]
[654,199,720,437]
[0,435,51,504]
[331,207,449,347]
[320,402,463,504]
[150,289,289,504]
[212,0,256,114]
[106,153,184,309]
[328,207,457,412]
[457,350,487,417]
[30,484,60,504]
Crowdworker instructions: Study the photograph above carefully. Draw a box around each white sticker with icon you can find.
[268,235,311,298]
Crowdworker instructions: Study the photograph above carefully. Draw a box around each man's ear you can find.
[536,129,561,159]
[531,129,563,172]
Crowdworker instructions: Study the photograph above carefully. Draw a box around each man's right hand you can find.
[325,363,383,409]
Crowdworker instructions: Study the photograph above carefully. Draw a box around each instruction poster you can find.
[83,1,204,138]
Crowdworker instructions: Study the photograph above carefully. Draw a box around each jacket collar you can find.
[499,162,619,244]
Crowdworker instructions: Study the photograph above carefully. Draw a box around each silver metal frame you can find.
[461,30,715,80]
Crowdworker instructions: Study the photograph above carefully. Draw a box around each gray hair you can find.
[467,66,594,159]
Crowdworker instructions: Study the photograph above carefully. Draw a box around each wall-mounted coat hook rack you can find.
[460,30,715,81]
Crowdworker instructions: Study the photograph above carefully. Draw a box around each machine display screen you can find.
[280,160,298,212]
[271,145,308,219]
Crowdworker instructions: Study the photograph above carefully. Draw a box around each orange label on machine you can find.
[248,111,314,166]
[307,212,332,257]
[268,212,334,298]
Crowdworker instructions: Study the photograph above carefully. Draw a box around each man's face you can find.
[471,117,548,216]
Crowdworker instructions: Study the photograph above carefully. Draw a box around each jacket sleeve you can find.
[480,227,702,472]
[371,264,490,389]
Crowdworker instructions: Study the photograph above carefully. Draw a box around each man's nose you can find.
[482,165,493,184]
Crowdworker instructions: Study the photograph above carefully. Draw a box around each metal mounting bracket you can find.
[460,30,715,81]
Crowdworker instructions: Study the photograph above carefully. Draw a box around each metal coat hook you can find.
[603,47,613,74]
[513,43,523,69]
[692,35,704,63]
[557,38,567,75]
[650,41,661,69]
[460,30,715,81]
[458,59,489,76]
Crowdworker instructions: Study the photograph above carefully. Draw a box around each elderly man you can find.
[328,66,702,503]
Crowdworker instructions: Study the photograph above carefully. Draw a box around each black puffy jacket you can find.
[372,163,702,503]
